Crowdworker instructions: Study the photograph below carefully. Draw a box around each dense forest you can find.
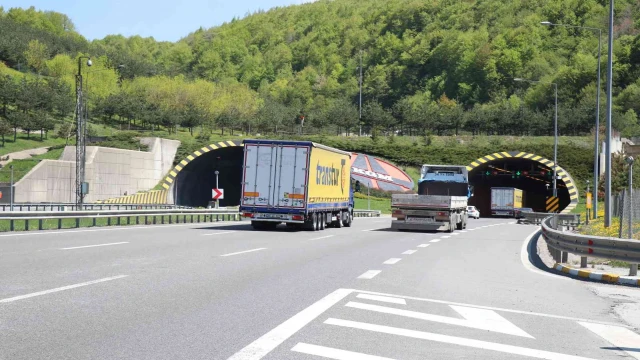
[2,0,640,139]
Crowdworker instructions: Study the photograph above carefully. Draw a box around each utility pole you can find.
[604,0,614,227]
[359,50,363,137]
[553,83,558,198]
[75,56,92,207]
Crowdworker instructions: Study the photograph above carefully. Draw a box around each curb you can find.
[554,263,640,287]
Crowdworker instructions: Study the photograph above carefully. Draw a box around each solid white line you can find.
[0,275,128,303]
[0,221,242,238]
[325,318,598,360]
[451,233,460,236]
[361,228,379,232]
[520,229,569,281]
[345,302,532,338]
[353,289,628,327]
[402,250,417,255]
[429,239,441,243]
[579,322,640,360]
[356,294,406,305]
[358,270,381,279]
[460,231,468,233]
[441,236,451,238]
[201,231,237,236]
[383,258,401,265]
[417,244,430,248]
[60,242,129,250]
[220,248,267,257]
[291,343,396,360]
[227,289,353,360]
[309,235,335,241]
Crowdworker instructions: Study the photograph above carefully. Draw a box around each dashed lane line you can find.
[358,270,382,279]
[220,248,267,257]
[0,275,129,303]
[383,258,402,265]
[402,250,417,255]
[417,244,430,248]
[60,242,128,250]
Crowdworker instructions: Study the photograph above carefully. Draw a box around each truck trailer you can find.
[240,139,354,231]
[391,165,472,232]
[490,187,523,217]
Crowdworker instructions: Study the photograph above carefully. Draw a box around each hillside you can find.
[1,1,640,141]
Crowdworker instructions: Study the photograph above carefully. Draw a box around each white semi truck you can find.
[391,165,473,232]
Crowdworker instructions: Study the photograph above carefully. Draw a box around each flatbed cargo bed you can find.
[391,194,468,209]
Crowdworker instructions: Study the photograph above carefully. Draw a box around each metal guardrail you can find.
[0,203,192,212]
[0,209,241,232]
[541,215,640,264]
[353,210,382,217]
[519,212,580,228]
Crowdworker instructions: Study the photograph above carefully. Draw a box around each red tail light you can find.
[437,212,446,216]
[292,215,303,221]
[243,212,254,218]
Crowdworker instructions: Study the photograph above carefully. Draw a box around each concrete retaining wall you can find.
[14,137,180,203]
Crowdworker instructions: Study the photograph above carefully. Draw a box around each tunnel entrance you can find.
[162,141,245,208]
[467,152,578,216]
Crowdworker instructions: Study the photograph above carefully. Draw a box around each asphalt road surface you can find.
[1,217,639,360]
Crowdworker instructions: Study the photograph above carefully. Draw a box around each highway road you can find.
[1,217,639,360]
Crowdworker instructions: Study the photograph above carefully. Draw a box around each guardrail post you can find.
[145,215,148,225]
[58,218,61,229]
[161,216,164,224]
[153,216,157,225]
[127,217,130,225]
[580,257,587,268]
[108,217,111,226]
[117,217,121,226]
[561,251,568,263]
[10,219,14,231]
[198,215,200,223]
[216,214,219,222]
[169,216,172,224]
[631,264,638,276]
[190,215,193,223]
[38,219,42,231]
[136,216,139,225]
[25,219,29,231]
[75,218,79,228]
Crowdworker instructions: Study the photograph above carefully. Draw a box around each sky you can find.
[2,0,316,42]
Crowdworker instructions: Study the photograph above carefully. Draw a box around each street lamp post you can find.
[541,21,602,218]
[604,0,615,228]
[75,56,92,207]
[514,78,559,197]
[624,156,636,275]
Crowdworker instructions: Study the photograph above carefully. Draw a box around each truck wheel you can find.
[336,212,344,228]
[312,213,319,231]
[251,221,265,230]
[343,211,353,227]
[320,213,326,230]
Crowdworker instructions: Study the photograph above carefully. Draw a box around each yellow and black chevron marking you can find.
[546,196,559,212]
[96,189,168,204]
[161,140,243,190]
[466,151,578,213]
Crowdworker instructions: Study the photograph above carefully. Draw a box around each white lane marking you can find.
[417,244,430,248]
[309,235,335,241]
[353,289,628,327]
[0,275,128,303]
[451,233,460,236]
[509,222,516,224]
[356,294,406,305]
[460,231,468,233]
[520,230,569,281]
[430,239,441,243]
[220,248,267,257]
[450,305,533,338]
[0,221,242,238]
[291,343,395,360]
[383,258,401,265]
[201,231,237,236]
[345,302,532,338]
[358,270,381,279]
[441,236,451,238]
[325,318,598,360]
[60,242,129,250]
[579,322,640,360]
[361,228,379,232]
[227,289,353,360]
[402,250,417,255]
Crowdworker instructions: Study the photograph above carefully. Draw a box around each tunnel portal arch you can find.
[162,140,244,207]
[466,151,579,215]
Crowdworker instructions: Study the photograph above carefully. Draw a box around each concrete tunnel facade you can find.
[162,143,579,214]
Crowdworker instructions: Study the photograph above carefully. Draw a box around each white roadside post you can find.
[625,156,636,276]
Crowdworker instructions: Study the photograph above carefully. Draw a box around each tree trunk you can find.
[13,128,16,142]
[40,129,43,141]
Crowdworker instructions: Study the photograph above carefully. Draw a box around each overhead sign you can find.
[213,188,224,200]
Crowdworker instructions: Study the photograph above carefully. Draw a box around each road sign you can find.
[586,192,592,209]
[546,196,559,212]
[212,188,224,200]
